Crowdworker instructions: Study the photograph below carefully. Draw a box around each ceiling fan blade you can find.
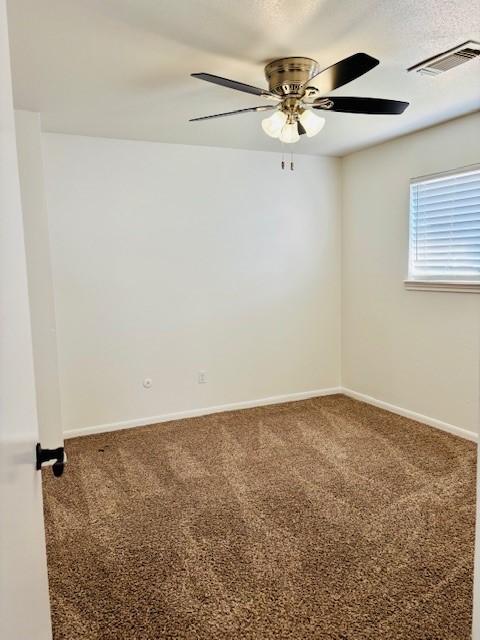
[297,121,307,135]
[189,105,276,122]
[191,73,279,99]
[313,96,409,114]
[304,53,379,93]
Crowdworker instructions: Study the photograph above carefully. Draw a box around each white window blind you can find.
[409,165,480,281]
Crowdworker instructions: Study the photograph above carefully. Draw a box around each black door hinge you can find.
[36,443,65,477]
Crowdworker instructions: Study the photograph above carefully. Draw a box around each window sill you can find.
[404,280,480,293]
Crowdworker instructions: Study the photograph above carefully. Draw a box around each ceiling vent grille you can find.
[408,41,480,76]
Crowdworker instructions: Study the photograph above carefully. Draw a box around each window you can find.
[406,165,480,292]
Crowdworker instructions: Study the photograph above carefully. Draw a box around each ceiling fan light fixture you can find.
[191,54,410,149]
[279,122,300,144]
[261,110,288,138]
[299,109,326,137]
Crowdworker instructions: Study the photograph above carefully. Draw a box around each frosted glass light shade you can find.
[261,111,288,138]
[299,110,326,137]
[279,123,300,144]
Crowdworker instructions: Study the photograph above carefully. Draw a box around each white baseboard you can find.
[64,385,478,444]
[341,387,478,443]
[64,387,342,439]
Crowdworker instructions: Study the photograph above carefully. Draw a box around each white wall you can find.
[342,112,480,435]
[42,134,341,434]
[0,3,52,638]
[15,110,63,449]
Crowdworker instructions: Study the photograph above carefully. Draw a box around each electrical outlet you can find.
[143,378,152,389]
[198,370,207,384]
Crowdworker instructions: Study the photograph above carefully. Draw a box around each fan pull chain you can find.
[290,150,294,171]
[281,143,285,170]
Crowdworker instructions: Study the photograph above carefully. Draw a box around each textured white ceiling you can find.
[7,0,480,155]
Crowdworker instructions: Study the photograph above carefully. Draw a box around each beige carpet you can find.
[43,394,477,640]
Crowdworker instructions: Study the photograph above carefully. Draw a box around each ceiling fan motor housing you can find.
[264,57,319,96]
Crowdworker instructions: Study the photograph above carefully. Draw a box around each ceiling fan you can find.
[190,53,409,144]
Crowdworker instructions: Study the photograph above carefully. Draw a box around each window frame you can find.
[405,164,480,293]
